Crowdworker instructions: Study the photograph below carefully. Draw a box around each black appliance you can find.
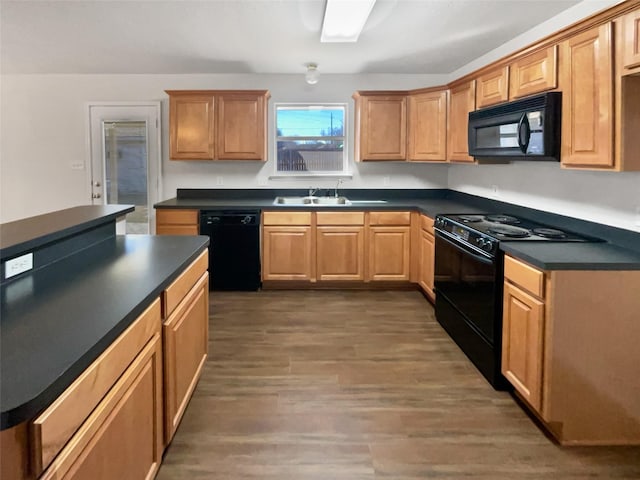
[199,211,261,291]
[433,213,599,389]
[468,92,561,161]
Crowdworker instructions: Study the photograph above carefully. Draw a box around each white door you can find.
[88,103,161,234]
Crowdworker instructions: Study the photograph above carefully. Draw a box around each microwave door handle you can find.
[517,113,531,154]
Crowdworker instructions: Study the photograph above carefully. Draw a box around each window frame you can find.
[272,102,350,178]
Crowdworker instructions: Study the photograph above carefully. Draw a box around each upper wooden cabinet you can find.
[166,90,269,161]
[353,92,407,161]
[623,9,640,71]
[476,66,510,108]
[217,92,267,160]
[169,93,215,160]
[447,80,476,163]
[509,45,558,99]
[560,24,614,168]
[408,89,447,161]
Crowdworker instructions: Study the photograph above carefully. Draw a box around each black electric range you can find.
[432,213,600,389]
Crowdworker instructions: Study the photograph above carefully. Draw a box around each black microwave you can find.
[468,92,561,161]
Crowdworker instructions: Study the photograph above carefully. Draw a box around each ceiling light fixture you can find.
[321,0,377,43]
[305,63,320,85]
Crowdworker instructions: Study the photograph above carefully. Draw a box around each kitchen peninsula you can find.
[0,205,209,479]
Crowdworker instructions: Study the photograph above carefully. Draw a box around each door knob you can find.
[92,193,102,199]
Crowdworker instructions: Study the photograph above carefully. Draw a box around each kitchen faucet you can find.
[335,178,344,198]
[308,187,318,197]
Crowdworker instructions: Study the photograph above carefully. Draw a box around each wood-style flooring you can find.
[157,290,640,479]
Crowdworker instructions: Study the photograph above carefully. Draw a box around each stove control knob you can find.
[482,240,494,252]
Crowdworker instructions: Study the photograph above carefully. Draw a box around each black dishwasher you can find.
[199,211,261,291]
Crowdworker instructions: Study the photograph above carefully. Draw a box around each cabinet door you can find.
[40,335,164,480]
[217,92,267,160]
[163,272,209,444]
[476,66,509,108]
[418,229,435,296]
[357,95,407,161]
[446,80,476,162]
[169,93,215,160]
[623,9,640,71]
[408,90,447,161]
[502,282,545,413]
[367,226,411,281]
[262,226,313,280]
[316,226,364,281]
[509,45,558,99]
[560,23,613,168]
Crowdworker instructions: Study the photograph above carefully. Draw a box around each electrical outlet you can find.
[383,176,391,186]
[216,176,224,186]
[5,253,33,279]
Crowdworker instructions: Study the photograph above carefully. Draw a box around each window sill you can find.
[269,173,353,180]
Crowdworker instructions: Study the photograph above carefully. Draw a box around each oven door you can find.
[434,230,499,344]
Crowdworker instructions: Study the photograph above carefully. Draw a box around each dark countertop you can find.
[0,234,209,429]
[155,190,640,271]
[0,205,134,260]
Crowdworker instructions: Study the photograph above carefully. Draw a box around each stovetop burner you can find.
[485,214,520,224]
[458,215,484,223]
[436,213,601,246]
[532,227,567,239]
[487,224,531,238]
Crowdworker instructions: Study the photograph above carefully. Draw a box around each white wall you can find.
[447,0,640,233]
[0,73,449,223]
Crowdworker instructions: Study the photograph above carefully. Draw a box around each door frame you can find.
[85,101,162,233]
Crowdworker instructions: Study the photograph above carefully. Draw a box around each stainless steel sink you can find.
[273,196,351,206]
[273,196,313,205]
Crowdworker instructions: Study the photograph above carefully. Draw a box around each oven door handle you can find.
[435,230,495,265]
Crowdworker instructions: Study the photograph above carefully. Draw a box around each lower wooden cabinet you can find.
[418,227,435,298]
[502,280,545,412]
[367,226,411,281]
[262,226,313,281]
[163,272,209,445]
[36,301,164,480]
[316,226,365,281]
[41,334,164,480]
[156,209,199,235]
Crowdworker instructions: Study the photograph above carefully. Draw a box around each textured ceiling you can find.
[1,0,587,75]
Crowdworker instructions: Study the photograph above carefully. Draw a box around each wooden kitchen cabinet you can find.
[353,91,407,161]
[162,250,209,445]
[316,212,365,281]
[509,45,558,99]
[476,66,510,108]
[623,9,640,71]
[560,23,614,168]
[168,92,215,160]
[216,92,268,160]
[407,89,448,161]
[166,90,269,161]
[446,80,476,162]
[502,278,545,413]
[501,255,640,445]
[367,212,411,282]
[156,209,199,235]
[262,212,313,281]
[417,215,435,299]
[35,300,164,480]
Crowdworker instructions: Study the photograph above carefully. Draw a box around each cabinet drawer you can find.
[263,211,311,225]
[157,209,198,225]
[31,298,161,476]
[156,225,199,236]
[316,211,364,225]
[504,255,545,298]
[163,249,208,317]
[369,211,411,225]
[420,214,434,234]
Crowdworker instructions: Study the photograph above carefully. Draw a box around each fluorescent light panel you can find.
[321,0,376,43]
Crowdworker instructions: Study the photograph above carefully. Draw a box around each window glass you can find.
[275,104,347,175]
